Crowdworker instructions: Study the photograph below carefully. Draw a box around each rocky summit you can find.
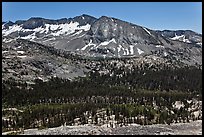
[2,14,202,62]
[2,14,202,83]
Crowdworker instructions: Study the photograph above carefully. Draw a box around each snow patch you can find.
[196,42,202,45]
[117,45,123,53]
[43,37,56,42]
[37,77,43,80]
[49,24,60,31]
[2,51,9,54]
[2,25,23,36]
[183,38,191,43]
[3,38,13,43]
[143,27,151,35]
[187,100,192,104]
[21,33,36,40]
[45,22,90,36]
[81,39,96,50]
[170,33,191,43]
[17,51,25,54]
[194,111,200,118]
[98,38,117,47]
[49,22,80,36]
[164,52,168,57]
[70,30,83,36]
[170,34,184,40]
[156,45,164,48]
[137,48,144,55]
[17,46,22,49]
[173,101,184,109]
[129,45,134,54]
[78,24,91,31]
[17,55,27,58]
[125,48,129,55]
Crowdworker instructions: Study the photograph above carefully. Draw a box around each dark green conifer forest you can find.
[2,62,202,132]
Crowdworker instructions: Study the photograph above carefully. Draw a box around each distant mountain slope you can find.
[2,14,202,67]
[156,30,202,46]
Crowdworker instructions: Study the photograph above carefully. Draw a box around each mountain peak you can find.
[72,14,97,26]
[2,14,202,66]
[28,17,45,20]
[98,15,112,20]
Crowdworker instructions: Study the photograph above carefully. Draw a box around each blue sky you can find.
[2,2,202,34]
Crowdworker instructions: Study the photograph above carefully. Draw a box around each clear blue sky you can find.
[2,2,202,34]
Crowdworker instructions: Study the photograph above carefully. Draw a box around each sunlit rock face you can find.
[2,14,202,65]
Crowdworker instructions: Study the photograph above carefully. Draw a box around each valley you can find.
[2,14,202,135]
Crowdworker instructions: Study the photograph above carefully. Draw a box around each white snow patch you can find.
[2,51,9,54]
[183,38,191,43]
[164,51,168,56]
[137,48,144,55]
[111,38,117,44]
[78,24,91,31]
[194,111,200,118]
[173,101,184,109]
[156,45,164,48]
[2,22,90,37]
[2,25,23,36]
[17,55,27,58]
[17,51,25,54]
[196,42,202,45]
[49,24,60,31]
[47,22,90,36]
[21,34,36,40]
[152,56,158,60]
[3,38,13,43]
[21,26,45,33]
[81,39,96,50]
[125,48,129,55]
[130,123,140,126]
[123,50,126,55]
[2,24,5,29]
[187,100,192,104]
[117,45,123,53]
[2,25,44,37]
[170,33,191,43]
[143,27,151,35]
[37,77,43,80]
[33,27,45,32]
[170,34,184,40]
[70,30,83,36]
[98,38,117,47]
[17,46,22,49]
[49,22,80,36]
[43,37,56,42]
[129,45,134,54]
[2,108,23,112]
